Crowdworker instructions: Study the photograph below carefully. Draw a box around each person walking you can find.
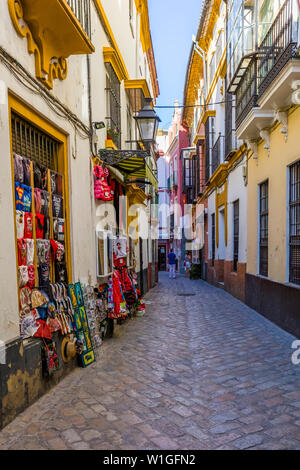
[168,249,177,279]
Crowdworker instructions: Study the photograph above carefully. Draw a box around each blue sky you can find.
[148,0,202,129]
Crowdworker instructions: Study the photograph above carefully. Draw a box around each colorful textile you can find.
[26,239,35,265]
[35,213,45,239]
[24,213,33,239]
[17,238,27,266]
[16,210,25,239]
[15,182,32,212]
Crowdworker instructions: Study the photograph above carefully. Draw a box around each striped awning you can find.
[99,149,158,190]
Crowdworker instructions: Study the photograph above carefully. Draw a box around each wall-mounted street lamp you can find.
[134,97,161,146]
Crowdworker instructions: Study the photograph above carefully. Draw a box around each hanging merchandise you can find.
[93,165,114,201]
[52,194,63,218]
[43,216,50,240]
[19,266,29,288]
[27,265,36,289]
[16,210,25,239]
[14,153,24,183]
[26,239,35,266]
[135,288,146,317]
[81,284,105,355]
[17,238,27,266]
[115,267,137,307]
[53,218,64,242]
[22,158,31,186]
[113,237,128,268]
[68,282,95,367]
[35,213,45,239]
[108,272,129,320]
[21,312,39,339]
[41,190,50,216]
[24,213,33,239]
[38,263,50,287]
[41,339,60,376]
[34,188,42,213]
[15,182,32,212]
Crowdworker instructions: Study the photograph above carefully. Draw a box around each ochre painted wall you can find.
[247,106,300,284]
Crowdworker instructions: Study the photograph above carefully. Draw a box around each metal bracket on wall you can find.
[260,129,271,157]
[275,110,288,143]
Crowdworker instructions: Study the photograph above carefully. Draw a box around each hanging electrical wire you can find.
[0,45,90,140]
[155,99,233,109]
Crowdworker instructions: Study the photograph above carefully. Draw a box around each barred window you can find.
[233,200,239,272]
[106,64,121,149]
[12,114,59,170]
[289,161,300,285]
[11,112,69,304]
[259,180,269,277]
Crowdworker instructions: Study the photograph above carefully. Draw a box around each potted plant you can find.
[107,127,119,141]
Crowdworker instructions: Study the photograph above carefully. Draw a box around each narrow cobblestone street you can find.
[1,273,300,450]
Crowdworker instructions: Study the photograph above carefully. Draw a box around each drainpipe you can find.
[87,54,96,157]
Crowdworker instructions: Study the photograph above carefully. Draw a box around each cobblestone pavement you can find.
[1,273,300,450]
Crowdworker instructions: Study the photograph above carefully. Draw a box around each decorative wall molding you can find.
[260,129,271,156]
[8,0,94,89]
[275,110,288,142]
[246,139,258,162]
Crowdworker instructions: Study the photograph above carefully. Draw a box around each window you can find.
[211,213,216,266]
[96,230,113,277]
[233,200,239,271]
[127,106,132,150]
[289,161,300,285]
[209,54,216,86]
[106,64,121,148]
[259,180,269,276]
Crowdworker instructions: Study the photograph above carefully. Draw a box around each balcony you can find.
[8,0,94,89]
[232,0,300,140]
[212,135,225,175]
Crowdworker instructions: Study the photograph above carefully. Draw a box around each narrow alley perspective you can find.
[1,0,300,457]
[1,273,299,451]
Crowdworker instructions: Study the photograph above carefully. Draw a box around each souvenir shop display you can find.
[13,151,70,345]
[113,237,128,266]
[93,165,114,201]
[41,339,60,376]
[81,284,104,353]
[68,282,95,368]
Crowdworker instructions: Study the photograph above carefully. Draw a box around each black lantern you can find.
[134,97,161,145]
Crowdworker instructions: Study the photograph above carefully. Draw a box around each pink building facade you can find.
[166,101,190,272]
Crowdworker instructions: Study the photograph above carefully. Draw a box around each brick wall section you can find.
[207,259,224,284]
[224,261,246,303]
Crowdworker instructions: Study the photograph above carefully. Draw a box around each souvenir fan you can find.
[21,314,39,339]
[31,289,49,309]
[19,287,32,310]
[34,319,52,339]
[47,316,61,333]
[19,306,31,320]
[19,266,29,288]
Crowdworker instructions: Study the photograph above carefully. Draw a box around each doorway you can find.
[158,245,167,271]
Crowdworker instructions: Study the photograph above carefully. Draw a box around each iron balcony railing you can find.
[225,91,238,159]
[66,0,92,38]
[235,0,299,129]
[212,135,224,175]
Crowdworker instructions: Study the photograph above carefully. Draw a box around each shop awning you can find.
[99,149,158,190]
